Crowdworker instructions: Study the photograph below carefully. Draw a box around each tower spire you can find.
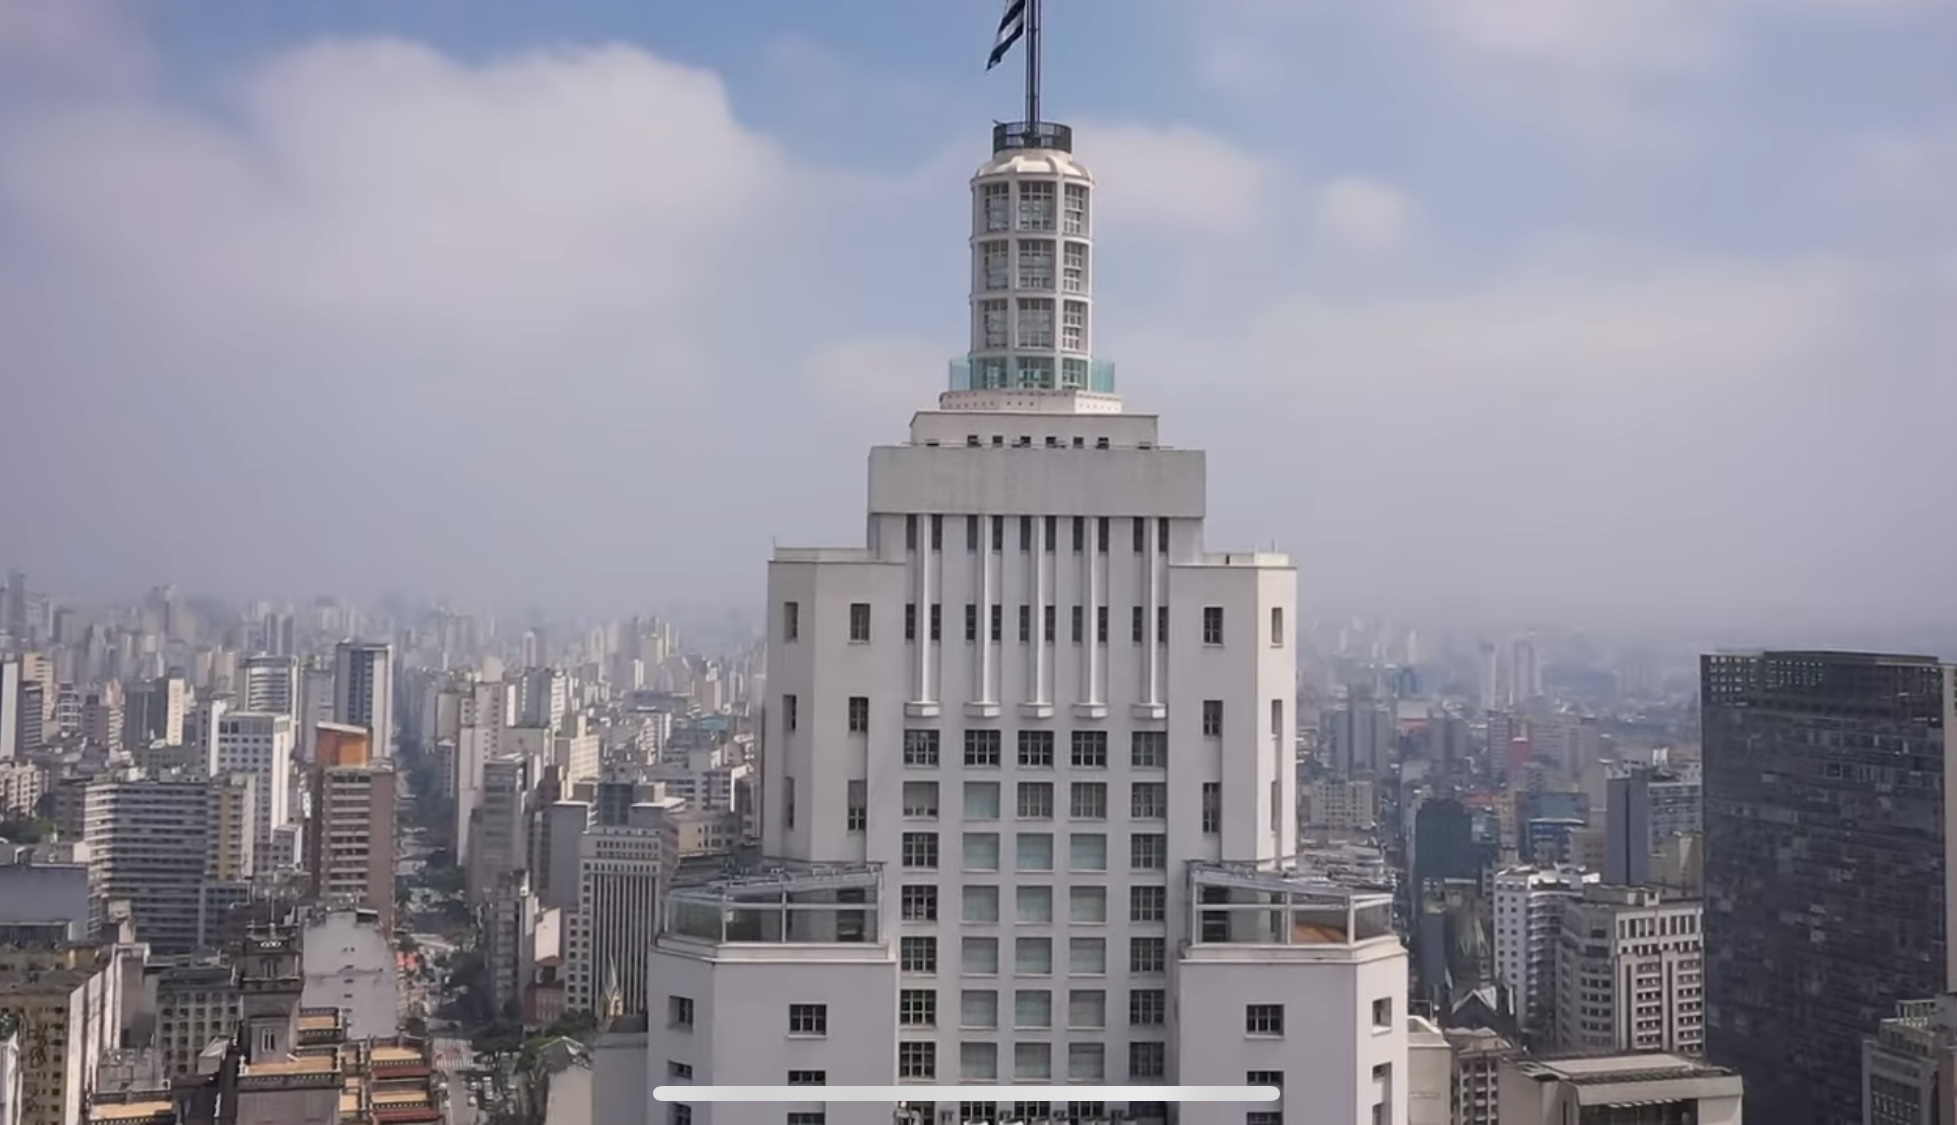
[1023,0,1043,129]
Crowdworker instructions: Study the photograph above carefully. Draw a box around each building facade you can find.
[1703,651,1954,1125]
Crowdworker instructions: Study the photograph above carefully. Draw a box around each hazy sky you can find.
[1,0,1952,629]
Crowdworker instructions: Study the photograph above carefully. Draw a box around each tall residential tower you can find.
[646,10,1407,1124]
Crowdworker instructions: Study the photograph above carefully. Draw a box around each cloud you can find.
[1072,123,1270,238]
[1312,178,1416,258]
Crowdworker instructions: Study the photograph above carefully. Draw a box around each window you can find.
[965,514,981,552]
[1016,885,1053,923]
[901,885,938,921]
[1072,516,1085,552]
[1131,730,1166,768]
[982,183,1011,232]
[1016,297,1055,348]
[1016,832,1055,871]
[782,775,796,830]
[1018,731,1054,768]
[1062,242,1087,292]
[1130,833,1168,870]
[1131,885,1166,922]
[1068,833,1108,871]
[901,832,939,870]
[929,603,942,640]
[789,1003,828,1035]
[1018,240,1055,290]
[1054,886,1105,926]
[783,694,798,733]
[783,601,800,642]
[1202,783,1221,834]
[1043,604,1056,642]
[930,514,943,549]
[897,1041,936,1080]
[1015,1042,1052,1082]
[1245,1003,1285,1035]
[1019,515,1033,551]
[964,834,1002,873]
[1068,1043,1106,1083]
[905,513,918,549]
[963,936,999,974]
[991,514,1005,551]
[1247,1071,1283,1090]
[1014,989,1053,1028]
[1130,989,1166,1026]
[965,603,979,641]
[670,1106,691,1125]
[965,729,1002,767]
[1131,782,1167,819]
[848,696,869,734]
[903,729,940,767]
[1017,604,1031,642]
[1203,606,1224,646]
[961,1043,1000,1082]
[905,603,916,640]
[1372,997,1393,1027]
[849,602,872,642]
[1202,700,1223,737]
[1018,181,1055,230]
[990,604,1002,642]
[1070,730,1108,768]
[962,990,999,1029]
[901,936,936,972]
[1017,781,1054,819]
[1270,606,1285,647]
[902,780,938,819]
[1157,605,1169,643]
[1069,989,1107,1028]
[787,1070,826,1086]
[669,1062,693,1080]
[1130,605,1145,644]
[1070,605,1084,643]
[847,780,868,831]
[1015,936,1053,975]
[1063,183,1088,233]
[1132,516,1146,553]
[1070,931,1108,975]
[981,298,1010,347]
[668,996,695,1028]
[1096,605,1108,643]
[965,781,1001,819]
[1247,1113,1282,1125]
[1069,782,1107,819]
[1129,1042,1166,1080]
[1130,937,1165,973]
[899,990,937,1027]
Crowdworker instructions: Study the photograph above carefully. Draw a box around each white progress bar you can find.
[654,1087,1280,1103]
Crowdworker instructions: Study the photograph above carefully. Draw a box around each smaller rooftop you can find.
[86,1101,176,1124]
[1516,1054,1737,1085]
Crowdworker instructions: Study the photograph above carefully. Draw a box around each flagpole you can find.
[1024,0,1042,127]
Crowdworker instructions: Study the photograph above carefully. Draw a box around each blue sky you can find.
[0,0,1953,630]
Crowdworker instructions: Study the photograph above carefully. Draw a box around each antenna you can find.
[1024,0,1043,127]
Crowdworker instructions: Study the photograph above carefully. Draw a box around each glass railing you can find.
[948,356,1116,394]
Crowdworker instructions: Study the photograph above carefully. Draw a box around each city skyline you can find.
[2,0,1954,625]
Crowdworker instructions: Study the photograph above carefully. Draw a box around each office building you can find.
[1603,765,1701,887]
[1704,651,1953,1125]
[1551,884,1704,1057]
[565,805,670,1017]
[1500,1054,1741,1125]
[237,654,299,717]
[305,723,397,932]
[643,90,1406,1125]
[81,769,254,953]
[1862,996,1957,1125]
[1491,864,1595,1037]
[210,711,294,868]
[331,640,393,761]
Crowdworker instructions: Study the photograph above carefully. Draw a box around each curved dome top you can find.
[974,147,1093,183]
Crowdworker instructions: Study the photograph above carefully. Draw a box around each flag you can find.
[987,0,1027,70]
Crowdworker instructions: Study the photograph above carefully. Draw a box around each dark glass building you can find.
[1703,650,1953,1125]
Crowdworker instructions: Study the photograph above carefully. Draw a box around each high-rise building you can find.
[211,710,295,868]
[0,657,19,760]
[1550,884,1704,1057]
[1603,764,1701,886]
[565,804,670,1017]
[1703,651,1954,1125]
[81,768,254,953]
[331,641,393,761]
[1499,1054,1742,1124]
[305,722,397,932]
[1862,996,1957,1125]
[643,52,1405,1125]
[1491,864,1595,1036]
[238,654,299,717]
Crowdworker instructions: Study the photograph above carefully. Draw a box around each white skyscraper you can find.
[645,25,1407,1125]
[211,710,296,867]
[332,640,393,761]
[239,653,300,717]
